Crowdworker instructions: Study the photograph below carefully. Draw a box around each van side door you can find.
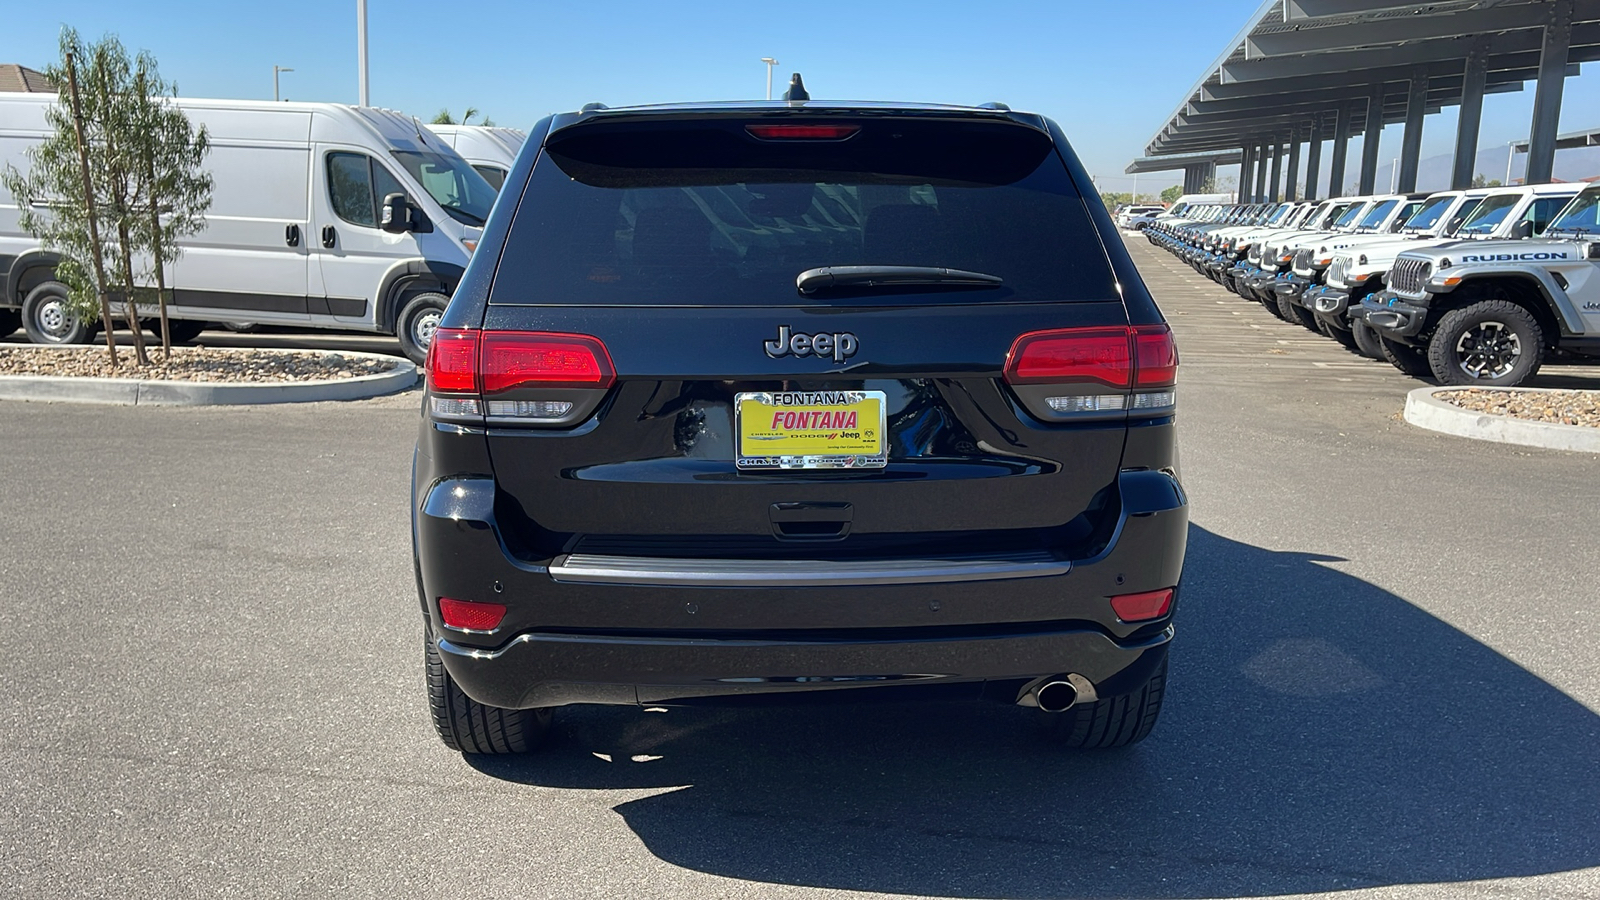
[310,146,420,328]
[167,137,312,326]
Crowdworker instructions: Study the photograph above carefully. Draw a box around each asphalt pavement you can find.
[2,236,1597,899]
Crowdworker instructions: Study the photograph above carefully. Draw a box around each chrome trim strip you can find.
[548,552,1069,587]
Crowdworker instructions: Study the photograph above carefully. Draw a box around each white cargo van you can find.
[425,124,525,191]
[0,93,498,363]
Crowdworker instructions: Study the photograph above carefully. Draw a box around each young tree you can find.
[131,50,212,360]
[1160,185,1183,204]
[2,29,210,365]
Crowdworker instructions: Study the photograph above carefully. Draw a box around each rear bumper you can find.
[415,468,1188,709]
[436,623,1174,708]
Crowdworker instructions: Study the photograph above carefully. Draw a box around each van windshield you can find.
[489,118,1118,306]
[391,150,496,226]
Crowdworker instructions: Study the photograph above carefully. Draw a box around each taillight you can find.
[1004,324,1178,418]
[745,124,860,140]
[481,332,615,393]
[1110,588,1174,623]
[426,328,615,424]
[438,596,506,632]
[1005,327,1133,388]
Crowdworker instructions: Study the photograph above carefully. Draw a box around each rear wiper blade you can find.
[796,265,1003,295]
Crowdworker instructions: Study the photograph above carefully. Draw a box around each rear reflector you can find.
[1110,588,1174,622]
[481,331,615,393]
[745,124,861,140]
[1005,324,1177,390]
[439,597,507,632]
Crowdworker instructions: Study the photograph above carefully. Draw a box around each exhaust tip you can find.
[1034,680,1079,713]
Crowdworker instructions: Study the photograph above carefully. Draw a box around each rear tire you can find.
[1426,299,1543,387]
[22,281,92,345]
[1380,334,1432,377]
[425,627,552,754]
[0,307,19,339]
[1351,318,1385,360]
[1048,656,1168,749]
[164,319,207,345]
[397,292,450,365]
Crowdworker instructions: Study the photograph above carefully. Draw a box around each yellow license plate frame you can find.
[735,390,888,470]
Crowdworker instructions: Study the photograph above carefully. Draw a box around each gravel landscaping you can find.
[1435,388,1600,428]
[0,346,399,383]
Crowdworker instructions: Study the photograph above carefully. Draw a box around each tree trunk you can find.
[136,69,172,362]
[62,49,118,368]
[116,220,151,366]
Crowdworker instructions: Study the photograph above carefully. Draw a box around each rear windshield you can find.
[490,117,1118,305]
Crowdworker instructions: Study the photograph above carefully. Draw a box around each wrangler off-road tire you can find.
[425,628,552,754]
[1351,318,1385,360]
[1426,299,1544,387]
[1380,334,1432,377]
[1049,656,1168,749]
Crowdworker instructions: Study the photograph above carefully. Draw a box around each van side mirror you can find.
[381,192,414,234]
[1512,219,1535,239]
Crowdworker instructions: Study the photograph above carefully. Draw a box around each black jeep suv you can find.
[412,94,1187,754]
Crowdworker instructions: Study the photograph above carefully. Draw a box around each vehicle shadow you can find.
[467,525,1600,898]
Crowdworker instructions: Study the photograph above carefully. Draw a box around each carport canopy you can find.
[1130,0,1599,200]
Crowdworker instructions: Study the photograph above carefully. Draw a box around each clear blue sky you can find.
[4,0,1596,194]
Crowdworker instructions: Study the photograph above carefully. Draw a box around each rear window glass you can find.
[490,118,1117,305]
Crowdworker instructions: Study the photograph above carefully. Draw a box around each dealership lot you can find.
[1,236,1597,899]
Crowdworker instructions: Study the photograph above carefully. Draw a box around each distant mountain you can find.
[1357,143,1600,194]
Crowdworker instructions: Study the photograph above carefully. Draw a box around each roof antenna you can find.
[783,73,809,102]
[412,115,427,142]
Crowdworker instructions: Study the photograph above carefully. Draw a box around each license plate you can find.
[736,390,887,470]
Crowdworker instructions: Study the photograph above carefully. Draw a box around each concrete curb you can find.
[1403,387,1600,454]
[0,349,417,406]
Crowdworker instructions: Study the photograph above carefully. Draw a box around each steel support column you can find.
[1305,121,1323,199]
[1329,104,1352,196]
[1240,144,1256,201]
[1452,40,1490,190]
[1268,142,1283,202]
[1286,139,1302,201]
[1255,143,1270,201]
[1398,68,1429,192]
[1358,84,1383,194]
[1526,0,1574,184]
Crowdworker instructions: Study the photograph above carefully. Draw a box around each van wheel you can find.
[1351,319,1385,360]
[1048,656,1167,749]
[425,627,552,754]
[1427,299,1543,387]
[164,320,207,345]
[397,292,449,365]
[22,281,92,345]
[1380,335,1432,377]
[0,307,19,339]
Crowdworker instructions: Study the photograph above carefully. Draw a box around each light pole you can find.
[1505,139,1517,185]
[761,57,778,100]
[357,0,369,106]
[273,65,294,102]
